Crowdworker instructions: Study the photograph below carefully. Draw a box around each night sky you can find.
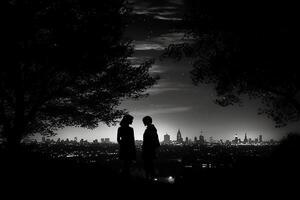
[45,0,300,142]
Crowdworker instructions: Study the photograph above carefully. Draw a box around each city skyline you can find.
[32,128,279,143]
[32,133,276,144]
[33,0,300,143]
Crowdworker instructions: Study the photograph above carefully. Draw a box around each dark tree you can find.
[164,0,300,127]
[0,0,157,150]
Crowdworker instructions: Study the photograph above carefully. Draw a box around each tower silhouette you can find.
[177,129,183,143]
[244,133,248,144]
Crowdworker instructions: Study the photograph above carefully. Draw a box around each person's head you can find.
[143,116,152,126]
[120,114,134,127]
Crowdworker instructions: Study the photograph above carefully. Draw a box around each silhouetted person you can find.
[117,114,136,176]
[142,116,160,180]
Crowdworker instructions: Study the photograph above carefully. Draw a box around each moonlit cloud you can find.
[128,56,152,63]
[132,105,192,116]
[150,32,193,46]
[133,32,193,51]
[127,56,140,61]
[148,6,178,11]
[131,0,183,21]
[153,16,182,21]
[149,64,165,73]
[133,41,165,50]
[146,87,181,95]
[128,56,165,73]
[131,64,164,73]
[168,0,183,5]
[145,80,193,95]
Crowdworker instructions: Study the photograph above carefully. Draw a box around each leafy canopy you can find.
[0,0,157,141]
[164,0,300,127]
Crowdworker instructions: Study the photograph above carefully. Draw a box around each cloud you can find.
[133,41,165,51]
[150,32,192,46]
[168,0,183,5]
[144,80,193,95]
[128,56,152,63]
[133,32,193,51]
[148,6,178,11]
[146,87,181,95]
[149,64,165,73]
[131,64,165,74]
[153,16,182,21]
[128,57,165,73]
[131,0,183,21]
[132,105,192,116]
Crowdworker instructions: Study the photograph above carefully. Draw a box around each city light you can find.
[167,176,175,184]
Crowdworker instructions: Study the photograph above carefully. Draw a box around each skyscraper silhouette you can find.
[199,135,205,145]
[244,133,248,144]
[259,135,263,143]
[163,133,171,144]
[177,129,183,143]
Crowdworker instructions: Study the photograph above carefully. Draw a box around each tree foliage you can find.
[164,0,300,127]
[0,0,157,145]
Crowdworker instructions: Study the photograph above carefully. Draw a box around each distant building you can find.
[194,136,198,142]
[248,138,252,144]
[199,135,205,145]
[185,137,189,143]
[100,138,110,143]
[244,133,248,144]
[163,133,171,144]
[233,134,239,144]
[259,135,263,143]
[177,129,183,143]
[225,140,231,145]
[209,136,214,144]
[93,139,98,144]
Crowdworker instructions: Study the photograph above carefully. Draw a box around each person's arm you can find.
[155,132,160,148]
[154,127,160,148]
[117,128,121,144]
[132,128,136,147]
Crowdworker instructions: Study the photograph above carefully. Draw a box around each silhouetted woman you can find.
[117,114,136,176]
[142,116,160,180]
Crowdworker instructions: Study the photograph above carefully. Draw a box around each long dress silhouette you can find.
[142,116,160,180]
[117,115,136,176]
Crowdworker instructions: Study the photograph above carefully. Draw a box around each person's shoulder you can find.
[125,126,134,131]
[150,124,157,131]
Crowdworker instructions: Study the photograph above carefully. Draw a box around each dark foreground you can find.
[1,135,300,197]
